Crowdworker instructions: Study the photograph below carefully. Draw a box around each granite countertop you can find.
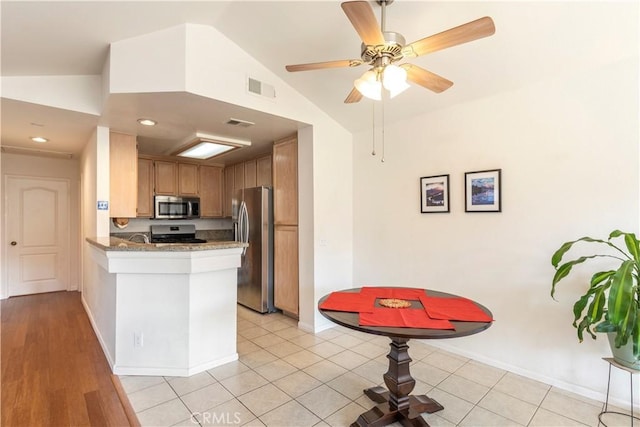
[87,236,247,252]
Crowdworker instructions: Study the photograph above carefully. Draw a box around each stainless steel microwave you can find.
[154,195,200,219]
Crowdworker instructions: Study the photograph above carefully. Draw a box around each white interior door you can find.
[6,176,70,296]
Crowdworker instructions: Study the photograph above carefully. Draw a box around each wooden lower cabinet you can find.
[274,225,299,316]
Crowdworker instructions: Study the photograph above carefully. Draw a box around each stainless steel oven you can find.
[154,195,200,219]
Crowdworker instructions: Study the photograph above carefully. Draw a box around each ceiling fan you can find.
[285,0,495,103]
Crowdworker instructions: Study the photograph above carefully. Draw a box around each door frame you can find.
[2,174,72,298]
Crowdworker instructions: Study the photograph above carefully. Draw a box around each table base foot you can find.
[364,386,389,404]
[353,390,444,427]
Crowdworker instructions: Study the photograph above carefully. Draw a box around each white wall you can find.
[80,127,116,360]
[0,153,82,298]
[353,55,639,405]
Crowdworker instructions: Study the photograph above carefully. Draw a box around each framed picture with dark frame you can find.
[465,169,502,212]
[420,174,450,213]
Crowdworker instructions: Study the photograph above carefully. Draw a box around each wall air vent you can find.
[226,118,255,128]
[247,77,276,99]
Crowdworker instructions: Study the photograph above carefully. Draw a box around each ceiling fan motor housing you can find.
[360,31,405,65]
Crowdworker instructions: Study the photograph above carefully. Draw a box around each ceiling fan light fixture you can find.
[354,70,382,100]
[382,64,410,98]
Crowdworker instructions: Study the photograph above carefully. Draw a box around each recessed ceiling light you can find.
[31,136,48,143]
[137,118,157,126]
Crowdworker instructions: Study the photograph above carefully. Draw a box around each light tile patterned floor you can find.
[120,306,630,427]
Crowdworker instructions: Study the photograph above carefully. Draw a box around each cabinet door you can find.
[233,163,245,191]
[273,136,298,225]
[154,161,177,195]
[109,132,138,218]
[256,155,272,187]
[274,225,299,316]
[178,163,199,196]
[199,165,223,217]
[244,159,257,188]
[223,166,234,217]
[137,157,154,217]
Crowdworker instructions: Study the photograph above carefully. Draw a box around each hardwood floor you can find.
[1,291,138,426]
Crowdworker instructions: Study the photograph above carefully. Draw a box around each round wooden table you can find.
[318,288,493,427]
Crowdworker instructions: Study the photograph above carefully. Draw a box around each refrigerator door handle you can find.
[240,201,249,256]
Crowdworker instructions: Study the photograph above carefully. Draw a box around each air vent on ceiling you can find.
[226,118,255,128]
[247,77,276,98]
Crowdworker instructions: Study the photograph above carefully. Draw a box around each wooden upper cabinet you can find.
[256,155,272,187]
[223,166,234,217]
[199,165,223,218]
[178,163,199,196]
[137,157,154,218]
[109,132,138,218]
[154,160,177,195]
[233,163,245,191]
[273,135,298,226]
[244,159,257,189]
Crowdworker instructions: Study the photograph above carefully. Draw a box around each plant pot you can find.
[608,333,640,370]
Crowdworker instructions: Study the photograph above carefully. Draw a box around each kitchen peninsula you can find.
[85,236,247,377]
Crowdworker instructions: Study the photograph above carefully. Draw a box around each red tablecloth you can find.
[420,294,493,322]
[318,291,375,312]
[359,307,454,329]
[320,287,493,329]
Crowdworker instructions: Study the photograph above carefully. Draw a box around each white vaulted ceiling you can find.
[1,1,637,163]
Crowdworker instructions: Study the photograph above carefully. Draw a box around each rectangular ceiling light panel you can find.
[173,132,252,160]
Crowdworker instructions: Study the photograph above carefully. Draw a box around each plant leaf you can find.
[623,232,640,263]
[634,314,640,359]
[551,237,610,268]
[587,286,606,324]
[573,295,590,326]
[591,271,616,286]
[552,255,613,298]
[576,316,596,341]
[608,260,635,346]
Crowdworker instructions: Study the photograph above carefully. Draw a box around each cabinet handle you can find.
[10,241,17,246]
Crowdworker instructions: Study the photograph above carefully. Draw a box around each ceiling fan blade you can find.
[286,59,362,72]
[341,1,385,46]
[401,64,453,93]
[344,87,363,104]
[403,16,495,57]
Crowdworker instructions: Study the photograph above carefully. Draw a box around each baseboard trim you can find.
[110,374,141,427]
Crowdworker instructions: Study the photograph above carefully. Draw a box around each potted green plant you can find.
[551,229,640,369]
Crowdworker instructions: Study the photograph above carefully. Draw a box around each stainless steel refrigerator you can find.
[233,186,275,313]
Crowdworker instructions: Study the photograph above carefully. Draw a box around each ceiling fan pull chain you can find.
[381,98,385,163]
[371,101,376,156]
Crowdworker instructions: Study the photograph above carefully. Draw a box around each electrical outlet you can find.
[134,332,144,348]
